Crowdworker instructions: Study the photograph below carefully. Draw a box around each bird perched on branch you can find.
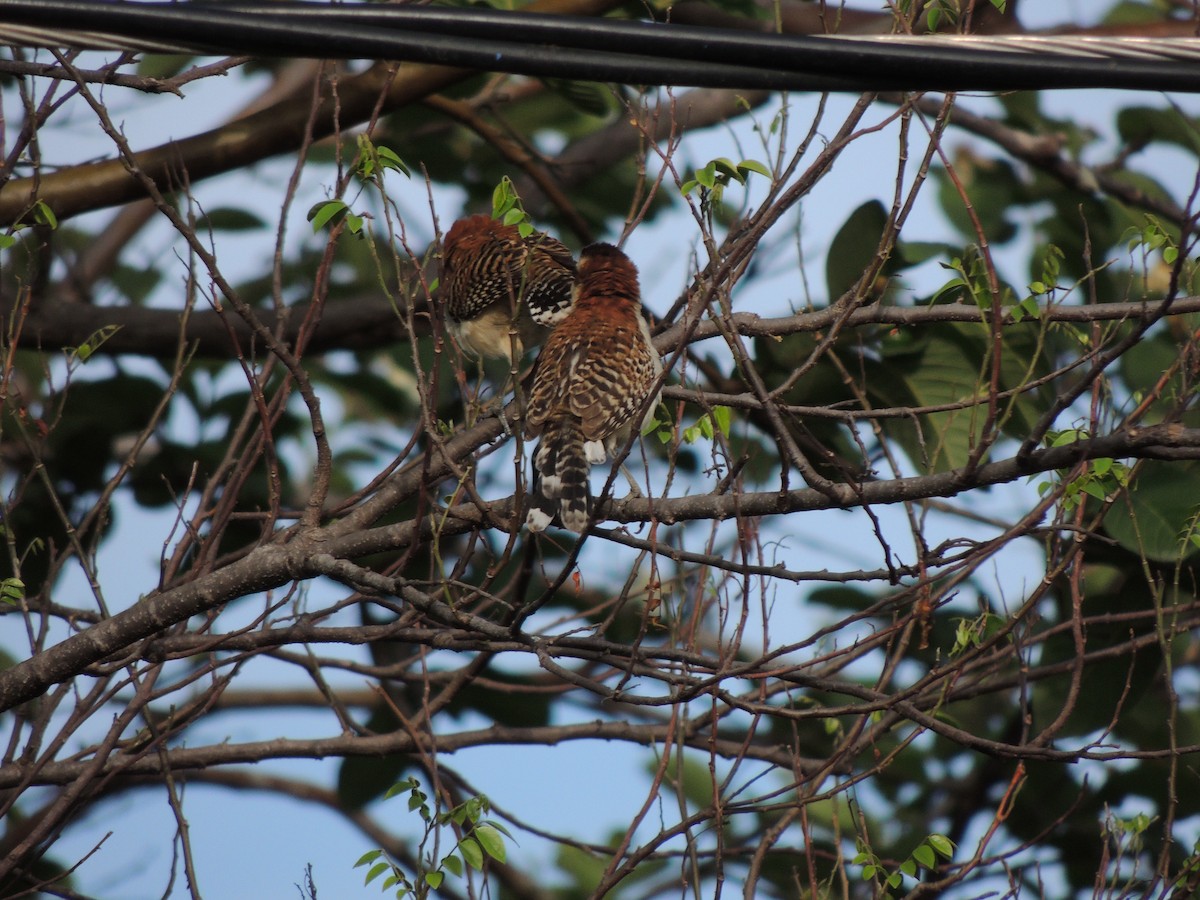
[438,214,577,363]
[525,242,662,533]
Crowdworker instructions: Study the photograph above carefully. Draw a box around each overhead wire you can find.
[0,0,1197,93]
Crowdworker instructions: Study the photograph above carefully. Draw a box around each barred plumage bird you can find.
[525,242,662,533]
[439,214,577,362]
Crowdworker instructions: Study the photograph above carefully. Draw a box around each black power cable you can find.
[0,0,1197,93]
[0,0,865,92]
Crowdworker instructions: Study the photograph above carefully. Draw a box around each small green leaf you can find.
[308,199,348,232]
[887,871,903,888]
[383,778,416,801]
[1016,295,1041,320]
[459,837,484,870]
[354,849,383,868]
[441,854,463,877]
[67,324,122,364]
[710,157,744,185]
[491,176,523,220]
[375,145,411,176]
[913,844,936,869]
[0,578,24,606]
[900,858,917,877]
[680,179,698,196]
[483,819,514,840]
[365,861,390,885]
[32,200,58,229]
[712,405,732,436]
[695,163,717,190]
[927,834,955,857]
[737,159,772,179]
[475,824,507,862]
[424,871,443,889]
[198,207,266,232]
[0,234,15,249]
[492,181,512,218]
[862,863,877,879]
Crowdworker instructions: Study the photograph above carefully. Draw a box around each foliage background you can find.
[4,0,1200,897]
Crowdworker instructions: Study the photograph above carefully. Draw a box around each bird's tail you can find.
[527,419,590,533]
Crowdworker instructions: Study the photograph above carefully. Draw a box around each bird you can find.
[438,214,578,363]
[524,242,662,533]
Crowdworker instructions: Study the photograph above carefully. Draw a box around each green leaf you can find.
[934,156,1024,244]
[695,163,717,190]
[825,199,887,300]
[459,837,484,870]
[308,199,348,233]
[32,200,58,229]
[375,145,411,176]
[712,405,731,436]
[927,834,955,858]
[441,854,463,877]
[737,158,772,179]
[425,871,443,889]
[66,324,122,364]
[0,577,25,606]
[365,861,390,885]
[382,777,417,802]
[1103,460,1200,562]
[198,207,267,232]
[354,850,383,868]
[474,824,507,862]
[1117,106,1200,155]
[913,843,936,869]
[712,157,743,183]
[492,181,514,218]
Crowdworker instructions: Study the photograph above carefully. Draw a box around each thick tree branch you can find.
[5,288,1198,359]
[0,718,826,788]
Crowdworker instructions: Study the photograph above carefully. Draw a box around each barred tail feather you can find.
[526,420,591,533]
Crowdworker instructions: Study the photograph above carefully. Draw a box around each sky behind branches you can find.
[16,1,1200,896]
